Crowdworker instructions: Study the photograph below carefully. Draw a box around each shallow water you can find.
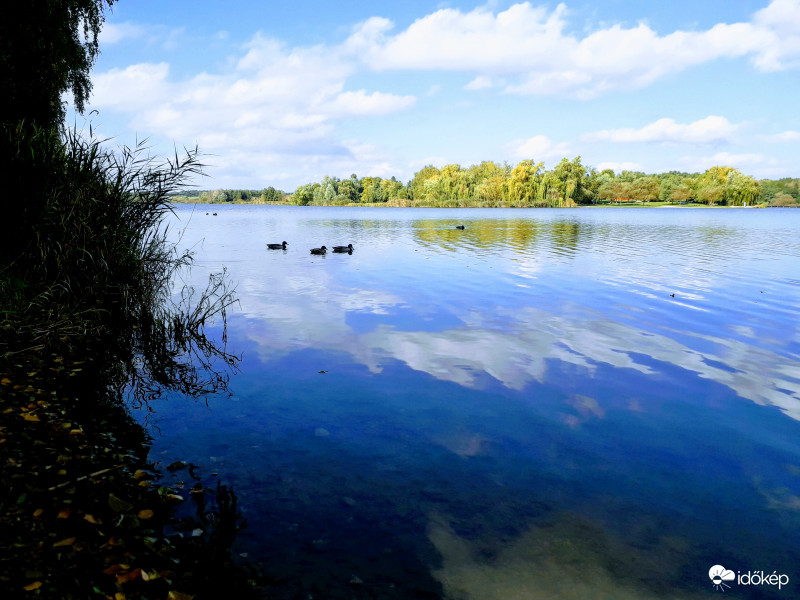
[134,205,800,598]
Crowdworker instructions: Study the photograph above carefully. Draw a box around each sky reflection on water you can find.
[136,206,800,598]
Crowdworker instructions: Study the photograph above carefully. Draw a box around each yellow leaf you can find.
[53,536,76,547]
[138,509,154,520]
[133,470,148,480]
[115,593,127,600]
[167,592,195,600]
[83,514,101,525]
[57,508,71,519]
[22,413,40,422]
[1,377,11,386]
[23,581,42,591]
[33,509,44,517]
[69,429,83,435]
[138,480,151,488]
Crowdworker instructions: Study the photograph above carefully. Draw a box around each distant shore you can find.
[169,199,786,208]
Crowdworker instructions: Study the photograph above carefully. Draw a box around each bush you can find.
[770,193,798,207]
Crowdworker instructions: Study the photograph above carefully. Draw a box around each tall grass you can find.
[0,122,237,401]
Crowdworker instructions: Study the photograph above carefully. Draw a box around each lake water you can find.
[133,205,800,599]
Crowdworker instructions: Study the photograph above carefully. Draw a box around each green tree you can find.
[629,176,660,203]
[409,165,441,200]
[1,0,116,129]
[551,157,587,206]
[697,167,735,205]
[723,170,760,206]
[291,183,317,206]
[261,186,283,202]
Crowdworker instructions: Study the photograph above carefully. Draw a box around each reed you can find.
[1,122,237,401]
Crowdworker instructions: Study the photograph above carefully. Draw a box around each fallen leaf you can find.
[138,480,152,488]
[108,494,133,513]
[167,591,194,600]
[23,581,42,591]
[53,537,76,547]
[133,470,148,480]
[22,413,40,422]
[115,593,127,600]
[57,508,71,519]
[69,429,83,435]
[138,509,154,520]
[83,514,101,525]
[33,509,44,518]
[102,564,125,575]
[1,377,10,386]
[116,569,141,584]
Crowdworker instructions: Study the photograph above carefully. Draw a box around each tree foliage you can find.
[282,160,783,209]
[0,0,116,129]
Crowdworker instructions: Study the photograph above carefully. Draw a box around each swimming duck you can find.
[267,241,288,249]
[455,225,465,230]
[332,244,354,253]
[310,245,327,255]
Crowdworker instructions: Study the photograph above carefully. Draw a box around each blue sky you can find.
[75,0,800,190]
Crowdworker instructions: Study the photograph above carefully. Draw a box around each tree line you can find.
[283,158,798,207]
[171,186,286,203]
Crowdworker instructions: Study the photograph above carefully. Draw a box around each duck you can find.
[332,244,354,253]
[267,241,288,250]
[455,225,465,230]
[310,245,327,255]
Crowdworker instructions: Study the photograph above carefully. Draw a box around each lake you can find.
[132,205,800,599]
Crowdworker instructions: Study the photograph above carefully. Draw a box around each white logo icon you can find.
[709,565,735,591]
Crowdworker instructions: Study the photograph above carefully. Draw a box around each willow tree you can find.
[723,170,760,206]
[1,0,116,129]
[1,1,117,264]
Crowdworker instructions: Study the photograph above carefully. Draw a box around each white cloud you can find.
[679,152,770,173]
[344,1,800,98]
[761,130,800,142]
[327,90,416,116]
[464,75,494,90]
[88,31,417,186]
[100,22,148,44]
[99,21,186,50]
[511,134,571,160]
[584,116,738,145]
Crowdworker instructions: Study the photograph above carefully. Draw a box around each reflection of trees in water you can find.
[411,219,588,259]
[412,219,541,251]
[548,221,581,257]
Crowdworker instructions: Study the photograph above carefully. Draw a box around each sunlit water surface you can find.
[131,205,800,599]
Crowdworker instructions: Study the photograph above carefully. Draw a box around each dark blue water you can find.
[135,205,800,599]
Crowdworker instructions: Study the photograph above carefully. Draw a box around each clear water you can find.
[135,205,800,599]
